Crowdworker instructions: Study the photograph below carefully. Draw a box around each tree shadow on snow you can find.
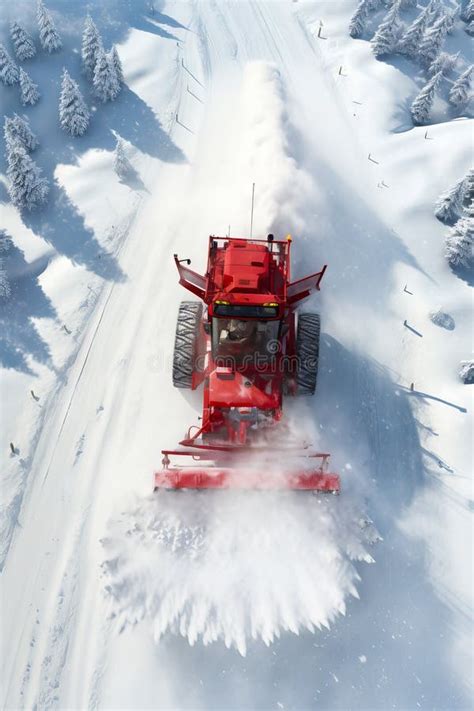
[0,243,56,373]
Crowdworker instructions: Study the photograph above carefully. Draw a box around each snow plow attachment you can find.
[155,447,340,493]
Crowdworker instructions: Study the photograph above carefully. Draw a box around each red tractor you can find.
[154,234,340,493]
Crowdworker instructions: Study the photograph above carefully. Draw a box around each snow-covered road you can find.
[1,1,472,709]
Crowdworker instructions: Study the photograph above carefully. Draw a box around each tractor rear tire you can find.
[172,301,203,389]
[296,312,320,395]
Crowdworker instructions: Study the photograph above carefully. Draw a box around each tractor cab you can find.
[209,299,281,364]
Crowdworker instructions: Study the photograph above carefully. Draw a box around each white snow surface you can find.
[1,1,472,709]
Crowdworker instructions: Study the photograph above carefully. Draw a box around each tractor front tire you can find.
[296,312,320,395]
[172,301,203,389]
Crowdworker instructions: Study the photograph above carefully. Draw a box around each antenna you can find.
[249,182,255,238]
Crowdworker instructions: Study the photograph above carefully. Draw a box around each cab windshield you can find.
[212,318,280,362]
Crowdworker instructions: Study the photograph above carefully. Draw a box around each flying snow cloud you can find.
[236,61,320,238]
[102,491,379,656]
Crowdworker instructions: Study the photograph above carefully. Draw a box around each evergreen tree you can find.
[59,69,90,136]
[445,200,474,268]
[349,0,370,39]
[93,47,119,102]
[428,51,459,76]
[10,22,36,61]
[398,7,426,55]
[410,71,442,124]
[466,18,474,35]
[0,231,11,300]
[0,44,19,85]
[449,65,473,107]
[37,0,62,53]
[461,0,474,22]
[110,45,124,85]
[435,172,470,223]
[6,138,49,210]
[114,137,133,179]
[418,13,451,66]
[444,9,457,34]
[82,15,102,80]
[4,114,38,151]
[19,68,40,106]
[371,1,402,58]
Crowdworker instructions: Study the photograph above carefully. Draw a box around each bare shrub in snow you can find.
[429,309,455,330]
[449,65,473,108]
[82,15,102,80]
[0,44,19,85]
[459,360,474,384]
[19,68,40,106]
[59,69,90,136]
[462,0,474,22]
[114,137,133,179]
[37,0,62,53]
[445,200,474,269]
[428,52,459,76]
[109,45,124,86]
[371,1,403,58]
[6,137,49,210]
[410,71,442,125]
[10,22,36,61]
[4,114,38,151]
[398,0,435,57]
[93,47,119,102]
[0,231,11,300]
[418,13,452,66]
[435,171,471,223]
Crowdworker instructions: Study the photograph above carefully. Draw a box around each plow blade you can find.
[154,468,340,493]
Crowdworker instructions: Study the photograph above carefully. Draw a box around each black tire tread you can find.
[296,312,320,395]
[172,301,203,388]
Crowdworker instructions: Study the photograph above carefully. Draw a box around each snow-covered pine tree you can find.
[410,70,442,124]
[93,47,119,102]
[445,199,474,268]
[461,0,474,22]
[371,0,402,59]
[6,137,49,210]
[349,0,370,39]
[418,12,451,66]
[449,65,473,107]
[444,9,457,34]
[0,230,11,300]
[429,51,459,76]
[0,44,19,85]
[59,69,90,136]
[10,22,36,61]
[397,1,434,56]
[435,173,470,223]
[466,18,474,34]
[4,114,38,151]
[110,45,124,85]
[37,0,62,53]
[427,0,441,20]
[19,68,40,106]
[82,15,102,80]
[114,137,133,179]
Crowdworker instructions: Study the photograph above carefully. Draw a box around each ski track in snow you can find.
[1,1,472,709]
